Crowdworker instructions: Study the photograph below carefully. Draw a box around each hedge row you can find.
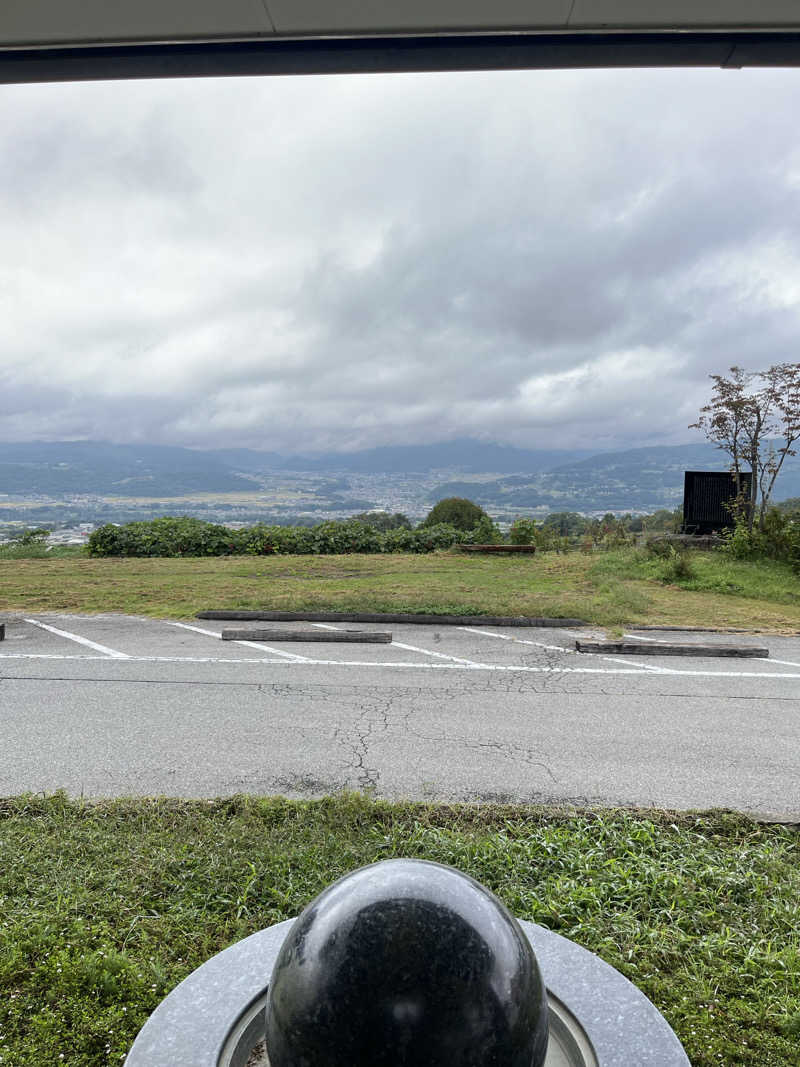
[85,517,500,558]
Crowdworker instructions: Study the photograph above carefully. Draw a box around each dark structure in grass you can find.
[459,544,537,554]
[125,859,690,1067]
[682,470,753,534]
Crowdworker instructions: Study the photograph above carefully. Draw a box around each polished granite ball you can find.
[264,858,549,1067]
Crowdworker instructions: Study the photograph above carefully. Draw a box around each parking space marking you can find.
[461,626,667,673]
[24,618,130,659]
[460,626,568,653]
[311,622,484,667]
[2,649,800,679]
[0,653,309,664]
[167,621,312,662]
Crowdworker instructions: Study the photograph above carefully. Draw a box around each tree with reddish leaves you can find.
[690,363,800,530]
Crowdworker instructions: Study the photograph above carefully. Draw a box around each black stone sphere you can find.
[264,858,549,1067]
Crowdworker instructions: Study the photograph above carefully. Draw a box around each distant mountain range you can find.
[427,443,800,512]
[274,440,597,474]
[0,439,596,497]
[1,438,798,516]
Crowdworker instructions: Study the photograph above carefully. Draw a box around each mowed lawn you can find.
[1,549,799,630]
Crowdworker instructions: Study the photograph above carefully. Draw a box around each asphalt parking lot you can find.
[1,612,798,816]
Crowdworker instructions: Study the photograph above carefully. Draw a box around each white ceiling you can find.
[1,1,799,48]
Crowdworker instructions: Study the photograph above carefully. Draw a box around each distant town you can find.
[2,437,800,543]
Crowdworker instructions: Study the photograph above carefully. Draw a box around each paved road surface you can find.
[1,613,798,816]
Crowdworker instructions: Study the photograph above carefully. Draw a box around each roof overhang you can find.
[3,3,800,83]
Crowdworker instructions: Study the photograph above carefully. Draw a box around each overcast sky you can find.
[1,65,799,454]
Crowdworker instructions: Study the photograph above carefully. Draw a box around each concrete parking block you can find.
[576,640,769,657]
[221,629,392,643]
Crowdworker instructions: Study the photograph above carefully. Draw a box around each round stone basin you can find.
[125,919,690,1067]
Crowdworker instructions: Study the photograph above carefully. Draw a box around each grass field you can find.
[1,547,799,630]
[0,795,796,1067]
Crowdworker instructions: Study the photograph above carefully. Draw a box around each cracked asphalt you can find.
[1,613,799,816]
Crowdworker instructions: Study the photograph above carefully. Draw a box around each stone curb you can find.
[198,611,587,627]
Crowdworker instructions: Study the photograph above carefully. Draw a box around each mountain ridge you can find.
[1,438,798,516]
[0,438,600,494]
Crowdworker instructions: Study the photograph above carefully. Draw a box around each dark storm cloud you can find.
[1,68,799,452]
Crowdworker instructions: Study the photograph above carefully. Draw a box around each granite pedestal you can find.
[125,861,691,1067]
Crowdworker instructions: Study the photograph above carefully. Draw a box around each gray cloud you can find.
[1,68,799,454]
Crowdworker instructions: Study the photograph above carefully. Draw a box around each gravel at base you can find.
[246,1040,267,1065]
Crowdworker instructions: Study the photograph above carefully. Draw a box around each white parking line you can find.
[167,621,312,662]
[459,626,567,653]
[1,650,800,679]
[24,618,130,659]
[0,653,313,664]
[311,622,484,667]
[460,627,666,673]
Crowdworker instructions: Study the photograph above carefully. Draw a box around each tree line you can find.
[82,501,685,558]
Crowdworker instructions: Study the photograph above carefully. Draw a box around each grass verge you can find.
[0,794,797,1066]
[1,549,799,630]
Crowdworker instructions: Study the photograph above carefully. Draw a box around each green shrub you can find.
[309,520,383,554]
[272,526,317,554]
[661,547,696,583]
[643,544,696,583]
[534,526,568,553]
[380,527,419,553]
[601,525,633,549]
[644,537,676,560]
[421,497,489,531]
[408,523,466,552]
[509,518,537,545]
[86,517,468,558]
[237,524,280,555]
[86,524,124,556]
[0,542,50,559]
[462,515,504,545]
[10,526,51,546]
[0,526,52,557]
[721,510,800,569]
[88,518,240,558]
[349,511,411,531]
[541,512,588,538]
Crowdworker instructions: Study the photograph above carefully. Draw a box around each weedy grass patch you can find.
[0,794,797,1066]
[587,549,800,631]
